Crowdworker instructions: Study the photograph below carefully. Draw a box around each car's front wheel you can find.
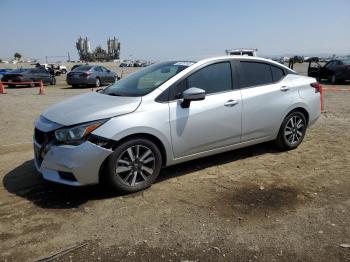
[105,138,162,193]
[276,111,307,150]
[330,74,337,84]
[50,78,56,85]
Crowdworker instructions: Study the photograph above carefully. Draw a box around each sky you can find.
[0,0,349,62]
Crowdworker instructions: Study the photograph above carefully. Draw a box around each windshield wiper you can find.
[107,92,123,96]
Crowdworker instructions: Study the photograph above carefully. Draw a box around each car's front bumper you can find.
[34,140,112,186]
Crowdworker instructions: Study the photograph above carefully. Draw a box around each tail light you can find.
[310,82,322,93]
[83,71,91,77]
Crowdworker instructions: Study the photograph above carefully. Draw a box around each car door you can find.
[94,66,104,84]
[102,66,114,83]
[320,61,335,79]
[238,61,298,142]
[38,68,50,84]
[169,61,242,158]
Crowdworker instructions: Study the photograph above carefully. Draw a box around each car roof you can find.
[196,56,294,72]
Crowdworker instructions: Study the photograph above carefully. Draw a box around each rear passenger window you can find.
[271,65,285,82]
[240,62,273,88]
[187,62,232,94]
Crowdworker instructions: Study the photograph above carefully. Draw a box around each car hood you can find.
[42,92,141,126]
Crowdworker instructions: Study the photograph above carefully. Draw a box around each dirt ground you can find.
[0,63,349,261]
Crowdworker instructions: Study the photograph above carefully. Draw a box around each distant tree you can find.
[14,52,22,60]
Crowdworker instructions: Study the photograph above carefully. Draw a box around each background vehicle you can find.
[0,68,13,80]
[66,65,117,87]
[34,57,320,193]
[49,64,68,75]
[225,48,258,56]
[308,58,350,84]
[120,61,134,67]
[2,67,56,86]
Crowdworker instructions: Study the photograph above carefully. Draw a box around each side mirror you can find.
[181,87,206,108]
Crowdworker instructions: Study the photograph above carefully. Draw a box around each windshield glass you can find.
[73,65,92,71]
[103,61,194,97]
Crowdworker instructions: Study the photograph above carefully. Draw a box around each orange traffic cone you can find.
[39,81,45,95]
[0,82,7,94]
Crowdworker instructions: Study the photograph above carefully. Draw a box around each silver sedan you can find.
[34,56,320,193]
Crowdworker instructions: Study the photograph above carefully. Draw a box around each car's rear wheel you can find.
[105,138,162,193]
[50,78,56,85]
[276,111,307,150]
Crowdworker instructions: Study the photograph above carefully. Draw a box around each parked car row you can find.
[0,64,120,88]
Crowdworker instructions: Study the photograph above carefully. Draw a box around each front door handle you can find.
[280,86,290,91]
[224,100,239,107]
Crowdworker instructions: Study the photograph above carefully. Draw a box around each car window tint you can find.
[29,69,39,73]
[187,62,232,94]
[94,67,102,72]
[240,62,273,87]
[174,79,188,99]
[271,65,285,82]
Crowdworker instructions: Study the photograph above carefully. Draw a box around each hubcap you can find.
[284,115,305,145]
[116,145,155,186]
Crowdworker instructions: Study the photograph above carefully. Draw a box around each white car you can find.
[34,56,321,193]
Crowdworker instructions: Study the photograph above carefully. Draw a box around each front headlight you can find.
[55,119,108,145]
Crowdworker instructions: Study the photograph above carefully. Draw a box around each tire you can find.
[95,78,101,87]
[330,74,337,84]
[105,138,162,193]
[72,84,79,88]
[276,111,307,150]
[50,78,56,85]
[29,80,35,87]
[61,69,67,74]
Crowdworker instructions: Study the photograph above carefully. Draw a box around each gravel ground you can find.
[0,63,349,261]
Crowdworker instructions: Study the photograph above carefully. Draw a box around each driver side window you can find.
[172,62,233,99]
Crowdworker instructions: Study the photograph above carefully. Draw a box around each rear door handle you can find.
[224,100,239,107]
[280,86,290,91]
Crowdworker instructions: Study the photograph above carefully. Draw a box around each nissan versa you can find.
[34,56,321,193]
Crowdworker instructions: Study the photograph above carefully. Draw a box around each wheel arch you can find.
[116,133,168,167]
[97,132,169,184]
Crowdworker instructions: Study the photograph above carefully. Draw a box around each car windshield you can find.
[102,61,194,97]
[73,65,91,71]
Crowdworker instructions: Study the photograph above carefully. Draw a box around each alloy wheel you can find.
[115,145,156,187]
[96,78,101,87]
[284,115,305,145]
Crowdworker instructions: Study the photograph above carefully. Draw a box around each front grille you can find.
[34,128,53,145]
